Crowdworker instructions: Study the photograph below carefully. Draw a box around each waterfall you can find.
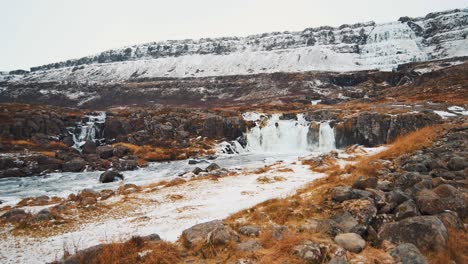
[69,112,106,151]
[318,121,336,152]
[234,113,335,154]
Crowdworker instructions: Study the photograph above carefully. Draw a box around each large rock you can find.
[415,189,445,215]
[237,240,262,252]
[62,158,86,172]
[432,184,467,217]
[331,186,372,202]
[113,145,130,158]
[99,171,124,183]
[352,177,378,190]
[1,208,29,222]
[96,145,114,159]
[81,141,96,154]
[447,156,467,171]
[389,243,427,264]
[206,163,221,172]
[394,199,420,220]
[293,241,325,264]
[334,233,366,253]
[378,216,448,251]
[181,220,239,248]
[239,225,260,237]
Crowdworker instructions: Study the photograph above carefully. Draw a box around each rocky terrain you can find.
[0,7,467,264]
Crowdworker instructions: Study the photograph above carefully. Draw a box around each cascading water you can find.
[69,112,106,151]
[229,112,336,154]
[318,121,336,152]
[244,114,310,153]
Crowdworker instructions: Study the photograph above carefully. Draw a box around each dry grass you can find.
[112,142,215,163]
[10,140,37,146]
[45,141,68,150]
[428,228,468,264]
[75,236,182,264]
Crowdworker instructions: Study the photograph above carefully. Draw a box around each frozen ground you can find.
[0,147,385,263]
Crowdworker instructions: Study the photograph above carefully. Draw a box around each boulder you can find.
[239,225,260,237]
[141,234,161,242]
[99,171,124,183]
[331,186,371,202]
[352,177,377,190]
[181,220,239,248]
[113,145,130,158]
[32,208,53,222]
[96,146,114,159]
[62,158,86,172]
[206,163,221,172]
[415,189,445,215]
[237,240,262,252]
[334,233,366,253]
[192,167,204,175]
[1,208,28,222]
[82,141,96,154]
[389,243,427,264]
[432,184,466,217]
[293,241,325,264]
[394,199,420,220]
[447,156,467,171]
[378,215,448,251]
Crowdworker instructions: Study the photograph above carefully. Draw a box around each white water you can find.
[70,112,106,150]
[318,121,336,152]
[242,113,336,154]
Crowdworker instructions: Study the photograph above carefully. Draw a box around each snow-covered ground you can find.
[0,154,318,263]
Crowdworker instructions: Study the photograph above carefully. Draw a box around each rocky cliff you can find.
[2,8,467,84]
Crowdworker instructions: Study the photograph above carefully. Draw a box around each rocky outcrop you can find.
[334,111,441,147]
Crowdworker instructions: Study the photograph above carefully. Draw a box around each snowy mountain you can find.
[2,8,467,84]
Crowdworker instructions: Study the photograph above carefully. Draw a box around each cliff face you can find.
[2,8,467,84]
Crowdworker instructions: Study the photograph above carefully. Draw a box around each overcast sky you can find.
[1,0,467,71]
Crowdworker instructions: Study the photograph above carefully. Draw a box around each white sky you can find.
[1,0,467,71]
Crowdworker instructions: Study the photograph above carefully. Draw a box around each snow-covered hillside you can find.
[2,8,468,84]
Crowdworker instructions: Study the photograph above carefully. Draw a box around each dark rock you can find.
[99,171,124,183]
[141,233,161,242]
[1,208,28,221]
[81,141,96,154]
[389,243,427,264]
[192,167,204,175]
[206,163,221,172]
[395,172,423,188]
[436,211,461,230]
[394,199,420,220]
[62,158,86,172]
[330,212,360,235]
[378,215,448,251]
[62,136,74,147]
[37,156,63,171]
[96,145,114,159]
[113,145,130,158]
[334,233,366,253]
[113,159,137,171]
[32,208,53,222]
[352,176,377,190]
[415,189,445,215]
[432,184,466,217]
[447,156,467,171]
[181,220,239,248]
[59,244,105,264]
[239,225,260,237]
[237,240,262,252]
